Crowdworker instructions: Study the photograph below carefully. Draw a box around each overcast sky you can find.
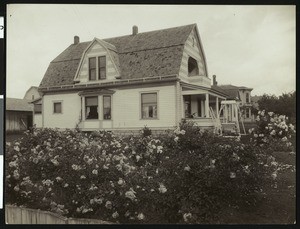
[7,4,295,98]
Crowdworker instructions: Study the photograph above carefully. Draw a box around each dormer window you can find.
[89,56,106,81]
[188,57,199,77]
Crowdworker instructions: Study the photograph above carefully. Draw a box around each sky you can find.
[6,4,296,98]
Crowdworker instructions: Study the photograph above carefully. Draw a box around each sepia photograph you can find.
[4,4,296,224]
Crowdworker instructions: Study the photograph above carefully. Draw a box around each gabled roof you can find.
[6,98,33,112]
[39,24,196,88]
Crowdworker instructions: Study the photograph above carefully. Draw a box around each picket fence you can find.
[5,205,113,224]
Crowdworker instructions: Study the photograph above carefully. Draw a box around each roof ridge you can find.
[102,23,196,40]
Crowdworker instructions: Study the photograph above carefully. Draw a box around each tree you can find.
[257,91,296,123]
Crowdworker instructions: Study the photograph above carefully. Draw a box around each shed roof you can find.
[39,24,196,88]
[6,98,33,112]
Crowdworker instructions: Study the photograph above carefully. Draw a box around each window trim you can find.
[140,91,159,120]
[88,55,107,81]
[52,101,63,114]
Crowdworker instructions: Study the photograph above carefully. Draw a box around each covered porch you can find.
[180,83,227,128]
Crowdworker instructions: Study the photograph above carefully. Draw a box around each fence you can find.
[5,205,113,224]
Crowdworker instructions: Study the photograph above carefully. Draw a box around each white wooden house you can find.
[34,24,230,133]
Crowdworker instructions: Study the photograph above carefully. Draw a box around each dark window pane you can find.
[89,57,96,80]
[54,102,62,113]
[98,56,106,79]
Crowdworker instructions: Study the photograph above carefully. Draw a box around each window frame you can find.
[88,57,97,81]
[85,96,99,120]
[140,91,159,120]
[245,92,250,103]
[88,56,107,81]
[103,95,112,120]
[98,56,106,80]
[53,101,63,114]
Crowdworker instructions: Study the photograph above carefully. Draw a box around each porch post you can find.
[205,93,210,117]
[216,97,219,118]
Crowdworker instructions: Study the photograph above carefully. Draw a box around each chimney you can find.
[74,36,79,45]
[132,25,138,35]
[213,75,217,86]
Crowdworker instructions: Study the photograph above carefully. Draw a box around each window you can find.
[85,96,98,119]
[188,57,199,77]
[89,57,96,81]
[245,108,251,118]
[89,56,106,81]
[32,95,34,100]
[98,56,106,79]
[141,93,157,119]
[53,102,62,114]
[103,96,111,120]
[246,93,250,103]
[34,104,42,114]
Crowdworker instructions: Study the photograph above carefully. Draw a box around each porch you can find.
[181,92,226,128]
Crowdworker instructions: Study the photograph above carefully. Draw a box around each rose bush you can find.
[248,110,296,152]
[6,123,279,224]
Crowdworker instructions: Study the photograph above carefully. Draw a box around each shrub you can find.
[6,125,279,224]
[248,110,296,152]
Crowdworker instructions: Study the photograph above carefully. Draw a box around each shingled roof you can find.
[6,98,33,112]
[40,24,196,88]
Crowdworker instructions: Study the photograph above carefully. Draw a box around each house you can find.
[217,82,254,122]
[23,86,42,101]
[6,98,33,132]
[34,24,230,134]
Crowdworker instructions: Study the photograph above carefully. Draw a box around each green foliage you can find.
[6,125,280,224]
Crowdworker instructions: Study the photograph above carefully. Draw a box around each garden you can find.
[5,110,296,224]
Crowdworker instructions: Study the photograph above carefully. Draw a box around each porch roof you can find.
[181,82,228,98]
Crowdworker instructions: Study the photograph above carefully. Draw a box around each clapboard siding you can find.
[6,111,32,132]
[113,84,177,129]
[43,93,81,129]
[78,42,119,82]
[179,29,206,78]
